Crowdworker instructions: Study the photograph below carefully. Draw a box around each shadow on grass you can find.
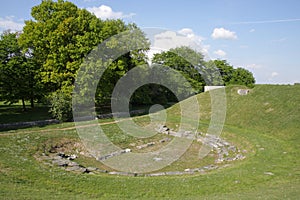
[0,104,56,132]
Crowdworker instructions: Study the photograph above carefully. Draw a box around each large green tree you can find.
[152,46,206,94]
[229,67,255,87]
[19,0,149,120]
[19,0,107,92]
[0,31,40,110]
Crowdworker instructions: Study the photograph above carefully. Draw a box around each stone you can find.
[264,172,274,176]
[168,130,178,136]
[57,152,66,157]
[68,154,77,160]
[52,155,63,160]
[147,142,155,147]
[153,157,163,161]
[228,146,236,152]
[137,144,148,150]
[86,167,98,172]
[159,138,170,143]
[203,165,218,171]
[66,166,86,173]
[124,148,131,153]
[52,159,69,167]
[68,161,79,167]
[165,171,184,175]
[148,172,166,176]
[235,154,246,160]
[129,143,136,147]
[108,171,136,176]
[237,89,250,95]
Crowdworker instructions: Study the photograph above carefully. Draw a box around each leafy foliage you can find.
[229,67,255,87]
[0,31,41,110]
[152,46,205,94]
[49,87,73,122]
[18,0,149,120]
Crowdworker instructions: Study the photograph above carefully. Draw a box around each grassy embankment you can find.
[0,85,299,199]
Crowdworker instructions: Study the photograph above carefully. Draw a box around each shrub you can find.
[49,89,73,122]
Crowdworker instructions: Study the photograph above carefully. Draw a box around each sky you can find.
[0,0,300,84]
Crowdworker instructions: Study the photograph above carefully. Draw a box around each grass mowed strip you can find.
[0,85,299,199]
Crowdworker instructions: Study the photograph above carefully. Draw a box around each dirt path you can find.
[0,115,147,137]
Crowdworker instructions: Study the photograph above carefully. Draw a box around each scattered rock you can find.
[68,154,77,160]
[129,143,136,147]
[108,171,137,176]
[68,161,79,167]
[52,159,69,167]
[86,167,98,172]
[148,172,166,177]
[153,157,163,161]
[155,125,169,134]
[264,172,274,176]
[137,142,155,150]
[98,148,131,161]
[165,171,184,175]
[66,166,87,173]
[39,124,247,177]
[237,89,250,95]
[159,138,171,143]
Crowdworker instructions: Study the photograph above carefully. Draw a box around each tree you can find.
[204,60,255,87]
[212,60,234,84]
[19,0,106,92]
[229,67,255,87]
[152,46,206,94]
[19,0,150,120]
[0,31,40,110]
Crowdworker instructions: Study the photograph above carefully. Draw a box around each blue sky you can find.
[1,0,300,84]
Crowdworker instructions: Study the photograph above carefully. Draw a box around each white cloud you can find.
[87,5,135,20]
[0,16,24,31]
[177,28,209,56]
[178,28,205,41]
[271,72,279,77]
[146,29,209,64]
[249,29,255,33]
[211,27,237,40]
[152,29,209,55]
[213,49,226,57]
[154,31,190,51]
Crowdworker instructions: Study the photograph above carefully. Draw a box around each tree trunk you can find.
[22,98,26,111]
[30,97,34,108]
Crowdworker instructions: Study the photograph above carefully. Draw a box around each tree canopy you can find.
[152,47,255,92]
[0,31,41,110]
[0,0,256,121]
[17,0,149,120]
[152,46,205,94]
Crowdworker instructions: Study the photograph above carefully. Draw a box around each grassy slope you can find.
[0,85,300,199]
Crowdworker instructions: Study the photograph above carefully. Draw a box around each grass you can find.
[0,84,300,199]
[0,102,52,124]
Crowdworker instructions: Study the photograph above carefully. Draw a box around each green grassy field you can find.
[0,85,299,199]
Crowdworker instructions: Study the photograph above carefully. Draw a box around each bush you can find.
[49,90,73,122]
